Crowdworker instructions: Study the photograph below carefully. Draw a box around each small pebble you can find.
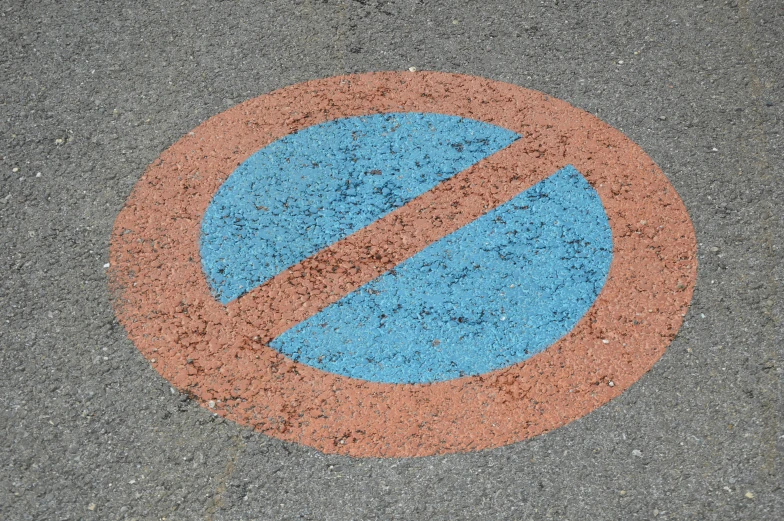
[710,246,719,252]
[103,263,110,269]
[208,400,216,408]
[55,138,64,144]
[88,503,96,511]
[408,67,417,72]
[632,449,642,457]
[35,172,42,178]
[745,491,754,499]
[608,381,615,387]
[12,167,19,173]
[602,339,609,344]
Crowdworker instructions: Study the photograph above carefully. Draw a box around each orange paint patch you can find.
[109,72,697,457]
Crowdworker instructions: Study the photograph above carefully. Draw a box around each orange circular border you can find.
[110,72,697,457]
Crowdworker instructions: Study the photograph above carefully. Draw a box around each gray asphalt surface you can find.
[1,0,782,519]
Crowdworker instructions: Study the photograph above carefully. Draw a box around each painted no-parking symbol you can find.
[110,72,697,457]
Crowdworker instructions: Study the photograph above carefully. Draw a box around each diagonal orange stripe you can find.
[227,138,566,342]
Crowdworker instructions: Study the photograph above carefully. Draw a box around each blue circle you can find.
[201,113,612,384]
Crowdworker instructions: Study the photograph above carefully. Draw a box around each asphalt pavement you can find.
[1,1,781,520]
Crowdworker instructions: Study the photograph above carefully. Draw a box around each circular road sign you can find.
[109,72,697,457]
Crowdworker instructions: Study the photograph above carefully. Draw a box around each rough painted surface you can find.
[201,112,519,303]
[272,166,613,383]
[109,72,697,457]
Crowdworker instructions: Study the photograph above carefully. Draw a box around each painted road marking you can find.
[200,112,612,384]
[270,165,612,384]
[110,72,697,457]
[227,133,560,348]
[201,112,519,304]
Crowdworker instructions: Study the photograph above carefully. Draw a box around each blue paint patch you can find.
[200,113,520,303]
[271,166,613,384]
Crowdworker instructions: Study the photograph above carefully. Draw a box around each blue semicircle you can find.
[270,166,613,384]
[200,113,521,303]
